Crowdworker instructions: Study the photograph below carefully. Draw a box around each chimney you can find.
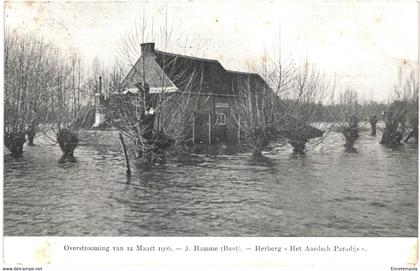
[141,42,155,57]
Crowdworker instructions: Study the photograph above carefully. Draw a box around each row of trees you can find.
[232,59,335,157]
[4,29,95,160]
[233,61,418,157]
[4,22,201,165]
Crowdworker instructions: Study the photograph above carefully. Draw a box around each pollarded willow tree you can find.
[402,70,419,143]
[336,88,361,151]
[43,50,83,162]
[104,12,206,166]
[230,46,299,159]
[280,61,335,154]
[4,29,56,157]
[104,64,205,165]
[105,51,215,165]
[5,28,84,161]
[232,71,286,158]
[104,83,172,165]
[381,67,419,147]
[231,43,332,158]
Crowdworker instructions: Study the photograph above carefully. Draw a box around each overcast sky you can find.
[4,0,418,102]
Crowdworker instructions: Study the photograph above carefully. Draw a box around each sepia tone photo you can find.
[3,1,418,237]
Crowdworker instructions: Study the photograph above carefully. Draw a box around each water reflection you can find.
[3,130,418,236]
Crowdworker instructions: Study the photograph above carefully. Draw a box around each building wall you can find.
[156,92,241,144]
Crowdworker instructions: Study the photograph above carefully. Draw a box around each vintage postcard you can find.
[2,0,418,270]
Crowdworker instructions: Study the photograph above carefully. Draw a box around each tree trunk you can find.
[252,130,269,159]
[131,82,174,166]
[289,138,307,154]
[341,116,360,151]
[27,126,36,146]
[344,137,356,151]
[343,128,358,151]
[409,128,418,143]
[142,113,155,141]
[5,131,26,158]
[380,122,402,147]
[135,113,156,164]
[252,145,264,158]
[404,120,418,143]
[135,130,174,166]
[57,128,79,162]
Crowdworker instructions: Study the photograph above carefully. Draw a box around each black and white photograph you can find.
[3,0,418,243]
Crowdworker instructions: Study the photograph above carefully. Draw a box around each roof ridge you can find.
[155,50,220,63]
[226,70,260,76]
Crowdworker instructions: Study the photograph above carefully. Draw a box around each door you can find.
[214,111,227,143]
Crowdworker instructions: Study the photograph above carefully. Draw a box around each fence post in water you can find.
[118,132,131,176]
[208,113,212,144]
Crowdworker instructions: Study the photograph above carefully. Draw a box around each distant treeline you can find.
[282,100,388,123]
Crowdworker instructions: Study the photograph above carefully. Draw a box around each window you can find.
[216,113,226,125]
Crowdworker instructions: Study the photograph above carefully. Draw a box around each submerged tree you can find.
[4,29,53,157]
[232,72,285,158]
[104,81,176,166]
[380,104,405,147]
[229,37,300,159]
[336,88,361,151]
[5,29,84,160]
[103,12,209,166]
[281,61,334,154]
[232,45,330,157]
[381,68,418,147]
[44,51,83,162]
[402,70,419,143]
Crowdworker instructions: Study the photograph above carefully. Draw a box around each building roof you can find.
[121,43,268,96]
[121,54,178,94]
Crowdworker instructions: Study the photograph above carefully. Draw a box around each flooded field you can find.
[4,128,418,236]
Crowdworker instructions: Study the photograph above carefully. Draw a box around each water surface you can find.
[4,130,418,236]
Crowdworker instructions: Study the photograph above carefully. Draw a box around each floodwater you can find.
[4,127,418,237]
